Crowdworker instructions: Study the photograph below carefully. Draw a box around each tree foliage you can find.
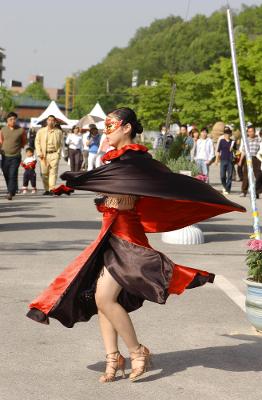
[0,87,16,118]
[22,82,50,101]
[69,5,262,128]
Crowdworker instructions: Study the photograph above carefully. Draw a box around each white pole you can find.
[227,7,260,239]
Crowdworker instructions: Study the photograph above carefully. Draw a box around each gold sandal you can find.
[129,344,151,382]
[99,351,126,383]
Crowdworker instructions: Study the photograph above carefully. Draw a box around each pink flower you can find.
[247,239,262,251]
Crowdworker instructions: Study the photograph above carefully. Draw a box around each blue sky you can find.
[1,0,261,87]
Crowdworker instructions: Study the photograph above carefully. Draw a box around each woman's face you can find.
[74,127,80,135]
[193,131,199,140]
[104,114,132,148]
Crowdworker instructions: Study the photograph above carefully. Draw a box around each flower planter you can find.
[244,278,262,333]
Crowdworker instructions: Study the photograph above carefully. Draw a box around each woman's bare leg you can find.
[95,267,139,353]
[98,310,118,354]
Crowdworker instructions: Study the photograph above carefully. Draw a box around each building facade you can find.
[0,47,6,85]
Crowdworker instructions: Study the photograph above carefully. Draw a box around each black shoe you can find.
[239,193,246,197]
[43,191,50,195]
[6,193,13,200]
[256,194,259,199]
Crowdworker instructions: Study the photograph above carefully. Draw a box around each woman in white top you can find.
[195,128,214,181]
[66,126,83,172]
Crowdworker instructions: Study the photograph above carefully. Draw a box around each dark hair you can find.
[47,115,56,120]
[72,125,80,131]
[201,127,208,133]
[247,125,255,131]
[26,147,34,153]
[224,126,232,135]
[180,124,187,130]
[110,107,143,138]
[191,128,199,134]
[6,112,18,120]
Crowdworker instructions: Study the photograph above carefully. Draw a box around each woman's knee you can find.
[95,291,114,313]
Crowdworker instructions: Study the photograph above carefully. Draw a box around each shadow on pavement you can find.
[204,233,248,242]
[87,334,262,381]
[199,223,251,233]
[1,220,101,232]
[0,239,92,252]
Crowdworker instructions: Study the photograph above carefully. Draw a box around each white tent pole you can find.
[227,7,260,239]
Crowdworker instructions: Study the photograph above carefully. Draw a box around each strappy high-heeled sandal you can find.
[99,351,126,383]
[129,344,151,382]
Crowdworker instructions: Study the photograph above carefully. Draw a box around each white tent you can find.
[34,100,72,126]
[89,102,106,130]
[89,102,106,120]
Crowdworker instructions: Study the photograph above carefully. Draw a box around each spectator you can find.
[86,124,101,171]
[96,132,111,167]
[190,128,200,161]
[153,126,165,151]
[256,140,262,197]
[66,126,83,172]
[21,147,37,194]
[35,115,63,195]
[216,126,236,195]
[238,125,261,197]
[195,127,214,181]
[179,124,194,157]
[82,128,90,170]
[28,127,37,150]
[0,112,27,200]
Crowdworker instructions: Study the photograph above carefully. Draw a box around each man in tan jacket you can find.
[35,115,63,195]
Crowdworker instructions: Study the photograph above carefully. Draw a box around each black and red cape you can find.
[27,144,245,328]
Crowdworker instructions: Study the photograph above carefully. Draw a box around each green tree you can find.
[212,34,262,126]
[175,70,217,126]
[117,75,175,130]
[22,82,50,101]
[0,87,16,119]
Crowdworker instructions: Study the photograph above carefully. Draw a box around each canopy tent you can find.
[34,100,73,126]
[89,102,106,130]
[76,102,106,130]
[89,102,106,120]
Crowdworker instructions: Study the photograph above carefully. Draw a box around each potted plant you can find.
[244,239,262,332]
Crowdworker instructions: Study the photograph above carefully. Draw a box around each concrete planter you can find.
[179,170,192,176]
[161,169,204,245]
[162,224,204,245]
[244,278,262,333]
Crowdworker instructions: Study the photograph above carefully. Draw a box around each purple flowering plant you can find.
[247,240,262,283]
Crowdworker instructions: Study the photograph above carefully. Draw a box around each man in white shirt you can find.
[195,127,214,181]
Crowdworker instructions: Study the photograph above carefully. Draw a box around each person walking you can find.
[195,127,214,181]
[27,107,245,384]
[82,128,90,170]
[190,128,200,161]
[238,125,261,197]
[87,124,101,171]
[35,115,63,195]
[255,141,262,198]
[21,147,37,194]
[66,126,83,172]
[0,112,27,200]
[215,126,236,194]
[96,132,111,167]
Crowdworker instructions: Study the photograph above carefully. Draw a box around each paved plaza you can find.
[0,161,262,400]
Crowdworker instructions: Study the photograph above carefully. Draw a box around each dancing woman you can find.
[27,108,245,383]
